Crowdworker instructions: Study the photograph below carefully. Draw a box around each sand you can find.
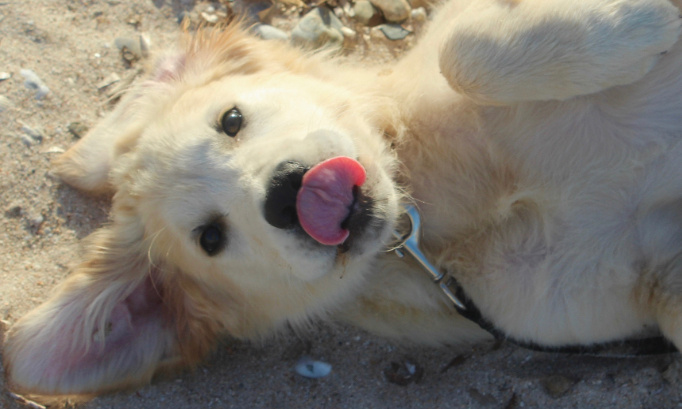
[1,1,681,408]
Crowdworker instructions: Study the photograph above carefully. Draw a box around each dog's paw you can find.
[439,0,682,104]
[599,0,682,77]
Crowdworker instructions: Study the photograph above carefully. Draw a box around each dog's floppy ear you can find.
[2,211,227,396]
[54,54,187,194]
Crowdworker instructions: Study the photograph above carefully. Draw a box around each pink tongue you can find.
[297,157,366,246]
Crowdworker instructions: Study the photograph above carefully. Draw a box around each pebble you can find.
[294,357,332,378]
[201,11,220,24]
[353,0,382,26]
[43,146,65,154]
[341,27,357,38]
[20,69,50,99]
[20,124,44,146]
[67,121,89,139]
[253,24,289,41]
[411,7,427,23]
[376,23,412,40]
[199,3,228,24]
[232,0,271,23]
[114,35,150,62]
[291,7,345,50]
[0,72,10,81]
[541,374,576,398]
[369,0,411,23]
[5,202,23,218]
[0,95,12,112]
[383,359,424,386]
[406,0,430,10]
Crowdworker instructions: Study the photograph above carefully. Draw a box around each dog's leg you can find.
[335,254,490,346]
[439,0,681,104]
[638,252,682,351]
[636,196,682,350]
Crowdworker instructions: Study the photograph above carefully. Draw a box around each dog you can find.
[4,0,682,397]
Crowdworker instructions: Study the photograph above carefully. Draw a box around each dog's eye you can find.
[198,222,226,256]
[220,107,243,137]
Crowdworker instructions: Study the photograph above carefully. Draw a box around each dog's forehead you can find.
[134,73,353,164]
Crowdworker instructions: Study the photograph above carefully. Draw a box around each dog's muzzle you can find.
[263,161,308,230]
[263,158,372,249]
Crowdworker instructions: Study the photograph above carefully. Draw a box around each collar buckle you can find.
[392,205,467,311]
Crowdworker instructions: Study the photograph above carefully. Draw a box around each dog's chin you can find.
[337,189,388,256]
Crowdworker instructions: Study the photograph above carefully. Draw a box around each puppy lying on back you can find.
[4,0,682,397]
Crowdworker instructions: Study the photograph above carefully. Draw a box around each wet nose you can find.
[263,161,308,229]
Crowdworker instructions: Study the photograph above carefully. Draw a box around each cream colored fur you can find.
[4,0,682,398]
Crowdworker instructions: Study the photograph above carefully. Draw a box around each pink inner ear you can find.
[8,273,177,394]
[57,275,168,373]
[153,54,187,82]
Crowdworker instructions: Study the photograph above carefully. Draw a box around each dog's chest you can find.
[402,103,682,345]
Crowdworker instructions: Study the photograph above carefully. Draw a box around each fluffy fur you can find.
[4,0,682,397]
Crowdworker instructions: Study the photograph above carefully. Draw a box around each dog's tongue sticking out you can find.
[297,157,366,246]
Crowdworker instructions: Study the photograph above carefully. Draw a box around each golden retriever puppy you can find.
[4,0,682,397]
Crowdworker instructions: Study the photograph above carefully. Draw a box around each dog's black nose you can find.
[264,161,308,229]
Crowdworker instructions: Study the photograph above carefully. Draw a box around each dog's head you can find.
[3,26,400,396]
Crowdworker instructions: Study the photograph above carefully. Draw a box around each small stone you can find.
[96,72,121,90]
[383,359,423,386]
[294,357,332,379]
[5,202,23,218]
[201,11,219,24]
[411,7,427,22]
[20,69,50,99]
[21,124,44,146]
[341,27,357,38]
[0,72,10,81]
[0,95,12,112]
[291,7,345,50]
[369,0,411,23]
[67,121,89,139]
[43,146,65,154]
[231,0,271,23]
[127,13,142,28]
[541,374,576,398]
[253,24,289,41]
[406,0,430,10]
[114,35,149,62]
[377,23,412,40]
[353,0,383,26]
[256,6,277,24]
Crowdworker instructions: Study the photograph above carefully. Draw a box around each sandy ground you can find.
[2,1,682,408]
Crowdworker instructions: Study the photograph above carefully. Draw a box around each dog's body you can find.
[4,0,682,397]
